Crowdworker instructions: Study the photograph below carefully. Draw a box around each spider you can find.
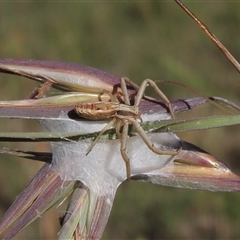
[74,77,179,180]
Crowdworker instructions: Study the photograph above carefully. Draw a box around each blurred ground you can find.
[0,1,240,239]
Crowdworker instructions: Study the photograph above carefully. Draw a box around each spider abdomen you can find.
[75,102,119,120]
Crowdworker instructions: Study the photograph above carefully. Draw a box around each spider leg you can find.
[86,118,116,155]
[29,80,53,99]
[125,116,181,155]
[121,77,140,92]
[115,119,131,180]
[138,79,175,118]
[124,78,175,119]
[120,77,131,105]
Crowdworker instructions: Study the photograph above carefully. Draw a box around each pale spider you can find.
[74,77,179,180]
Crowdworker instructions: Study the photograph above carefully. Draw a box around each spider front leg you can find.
[137,79,175,119]
[122,77,175,119]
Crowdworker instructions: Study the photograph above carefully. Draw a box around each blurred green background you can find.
[0,1,240,239]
